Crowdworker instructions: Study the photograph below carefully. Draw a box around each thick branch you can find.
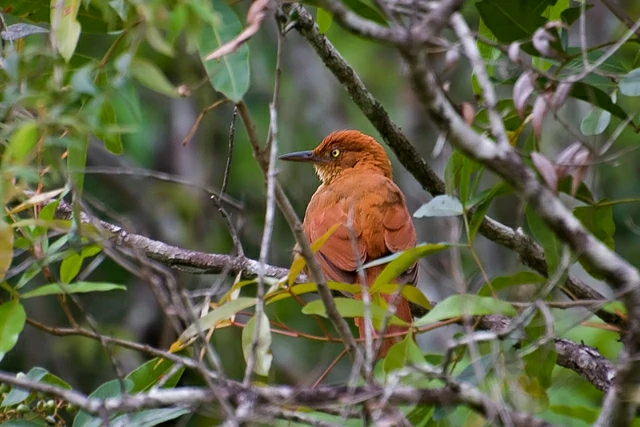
[284,3,623,328]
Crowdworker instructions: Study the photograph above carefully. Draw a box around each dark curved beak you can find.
[279,150,321,163]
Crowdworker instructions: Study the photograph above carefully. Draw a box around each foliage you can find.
[0,0,638,425]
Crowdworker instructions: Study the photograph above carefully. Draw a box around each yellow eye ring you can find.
[330,149,340,157]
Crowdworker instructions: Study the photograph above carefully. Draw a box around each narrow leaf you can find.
[287,223,340,286]
[0,220,14,282]
[414,294,516,327]
[20,282,126,298]
[130,58,179,98]
[178,297,257,343]
[302,298,407,326]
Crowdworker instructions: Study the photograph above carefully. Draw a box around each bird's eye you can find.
[330,149,341,158]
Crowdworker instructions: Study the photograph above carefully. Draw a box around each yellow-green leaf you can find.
[60,253,82,284]
[130,58,180,98]
[50,0,81,62]
[287,223,340,286]
[20,282,125,298]
[0,221,14,283]
[375,284,431,310]
[178,297,257,343]
[383,330,423,374]
[302,297,407,326]
[265,281,361,305]
[4,121,38,166]
[414,294,516,327]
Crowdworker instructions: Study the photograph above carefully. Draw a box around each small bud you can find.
[508,42,521,64]
[44,400,56,412]
[17,403,30,414]
[45,415,57,425]
[177,84,191,97]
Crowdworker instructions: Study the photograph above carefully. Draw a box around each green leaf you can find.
[413,195,463,218]
[96,100,124,154]
[241,312,273,377]
[570,82,629,121]
[0,300,26,364]
[478,271,546,296]
[477,15,500,76]
[73,379,134,427]
[60,253,83,284]
[316,8,332,33]
[15,263,42,291]
[550,405,598,424]
[130,58,180,98]
[67,137,89,198]
[467,182,511,242]
[196,0,250,102]
[375,284,431,310]
[50,0,81,62]
[474,99,533,132]
[475,0,554,43]
[620,68,640,96]
[126,358,185,393]
[414,294,516,327]
[302,298,408,326]
[109,408,190,427]
[4,121,38,166]
[178,297,257,343]
[557,176,595,205]
[370,243,450,292]
[1,367,47,407]
[383,330,423,374]
[20,282,126,298]
[0,220,14,283]
[561,5,594,26]
[526,208,561,275]
[581,107,611,136]
[573,204,615,280]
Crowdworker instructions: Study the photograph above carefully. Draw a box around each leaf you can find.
[478,271,546,296]
[196,0,250,102]
[370,243,450,292]
[467,182,511,241]
[531,152,558,192]
[526,207,561,275]
[0,220,14,283]
[1,367,47,407]
[178,297,257,343]
[241,312,273,377]
[126,358,184,393]
[477,15,500,76]
[561,5,594,26]
[4,121,38,166]
[50,0,82,62]
[514,71,535,119]
[570,82,629,121]
[414,294,516,327]
[413,195,463,218]
[581,107,611,136]
[20,282,126,298]
[60,253,83,284]
[316,7,332,33]
[475,0,554,43]
[0,300,26,364]
[73,379,134,427]
[265,281,361,305]
[573,204,615,280]
[67,137,89,199]
[130,58,179,98]
[550,405,598,424]
[97,100,124,154]
[374,284,431,310]
[302,298,408,326]
[287,223,340,286]
[1,23,48,40]
[383,330,423,374]
[8,188,66,215]
[620,68,640,96]
[109,408,190,427]
[524,312,556,390]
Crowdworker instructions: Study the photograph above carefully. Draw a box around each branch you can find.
[599,0,640,38]
[401,34,640,427]
[0,369,554,427]
[284,3,623,329]
[52,200,615,395]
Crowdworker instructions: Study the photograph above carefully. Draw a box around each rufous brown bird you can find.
[280,130,417,358]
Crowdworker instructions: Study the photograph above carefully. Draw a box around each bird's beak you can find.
[278,150,325,163]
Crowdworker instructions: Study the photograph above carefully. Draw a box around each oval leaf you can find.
[414,294,516,327]
[0,300,26,363]
[130,58,179,98]
[620,68,640,96]
[413,195,463,218]
[241,312,273,377]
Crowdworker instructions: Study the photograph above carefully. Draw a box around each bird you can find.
[279,130,417,358]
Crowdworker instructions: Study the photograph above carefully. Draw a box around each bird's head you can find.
[279,130,393,185]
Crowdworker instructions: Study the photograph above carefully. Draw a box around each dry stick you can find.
[285,3,623,328]
[243,20,284,387]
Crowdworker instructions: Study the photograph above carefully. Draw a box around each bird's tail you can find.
[354,290,413,359]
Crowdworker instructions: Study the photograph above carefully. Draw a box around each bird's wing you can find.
[381,190,418,285]
[304,193,366,284]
